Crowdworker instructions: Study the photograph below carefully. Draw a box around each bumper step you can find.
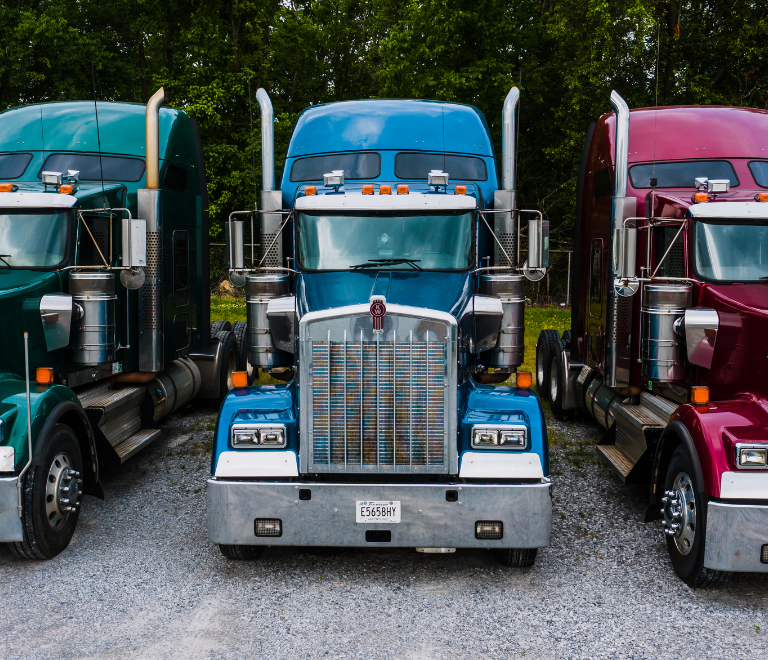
[596,444,635,481]
[114,429,161,463]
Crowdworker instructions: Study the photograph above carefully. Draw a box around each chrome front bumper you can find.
[0,477,23,543]
[207,480,551,549]
[704,501,768,573]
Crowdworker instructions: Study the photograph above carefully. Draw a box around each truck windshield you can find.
[694,219,768,281]
[0,210,70,268]
[297,211,473,271]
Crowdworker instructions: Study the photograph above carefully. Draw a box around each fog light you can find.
[475,521,503,540]
[472,429,498,447]
[254,518,282,537]
[738,446,768,468]
[762,544,768,564]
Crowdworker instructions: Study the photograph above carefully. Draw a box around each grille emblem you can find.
[370,296,386,333]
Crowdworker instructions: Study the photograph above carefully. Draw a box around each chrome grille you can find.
[310,334,447,473]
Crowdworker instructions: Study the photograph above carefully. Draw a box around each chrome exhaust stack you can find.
[493,87,520,269]
[256,89,283,268]
[138,87,166,372]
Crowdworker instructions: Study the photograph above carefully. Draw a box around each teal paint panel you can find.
[96,102,146,157]
[0,106,44,152]
[41,103,99,151]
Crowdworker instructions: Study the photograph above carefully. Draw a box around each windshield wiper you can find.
[0,255,12,268]
[350,258,423,271]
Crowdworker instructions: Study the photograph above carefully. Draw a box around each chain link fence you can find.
[210,242,572,308]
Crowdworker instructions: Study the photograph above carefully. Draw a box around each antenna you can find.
[91,61,106,199]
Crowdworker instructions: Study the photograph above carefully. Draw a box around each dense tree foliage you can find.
[1,0,766,244]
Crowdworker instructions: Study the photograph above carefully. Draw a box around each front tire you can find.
[662,446,727,588]
[498,548,538,567]
[535,330,560,401]
[9,424,84,560]
[549,349,572,420]
[219,544,264,560]
[215,330,238,404]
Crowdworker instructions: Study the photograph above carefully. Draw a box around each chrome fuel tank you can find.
[641,283,692,383]
[69,272,117,365]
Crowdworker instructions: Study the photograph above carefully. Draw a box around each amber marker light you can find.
[362,184,374,195]
[397,184,409,194]
[232,371,248,388]
[755,193,768,202]
[0,183,13,192]
[455,185,467,195]
[516,371,532,389]
[59,184,74,194]
[36,367,55,385]
[304,186,317,195]
[691,386,709,405]
[693,192,708,203]
[379,185,392,195]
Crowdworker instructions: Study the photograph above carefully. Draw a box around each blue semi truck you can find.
[207,89,552,564]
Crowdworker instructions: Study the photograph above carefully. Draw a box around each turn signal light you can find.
[362,184,374,195]
[455,185,467,195]
[36,367,55,385]
[475,521,503,540]
[755,193,768,202]
[693,192,708,203]
[232,371,248,388]
[379,185,391,195]
[691,386,709,405]
[397,184,409,194]
[59,184,74,194]
[304,186,317,195]
[0,183,13,192]
[516,371,532,389]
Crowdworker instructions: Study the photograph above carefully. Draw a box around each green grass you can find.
[209,296,571,380]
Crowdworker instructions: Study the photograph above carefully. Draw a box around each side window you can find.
[173,230,189,307]
[165,164,188,192]
[593,168,613,199]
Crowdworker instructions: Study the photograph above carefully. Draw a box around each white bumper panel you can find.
[720,471,768,499]
[214,450,299,478]
[0,477,23,543]
[459,451,544,480]
[0,446,13,472]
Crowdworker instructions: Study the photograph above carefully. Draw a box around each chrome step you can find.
[597,445,635,481]
[78,385,145,447]
[114,429,162,463]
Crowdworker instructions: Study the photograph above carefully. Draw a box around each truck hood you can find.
[297,271,472,320]
[0,269,58,297]
[700,283,768,399]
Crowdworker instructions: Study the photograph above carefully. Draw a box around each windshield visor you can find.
[694,219,768,282]
[0,209,70,269]
[297,211,473,271]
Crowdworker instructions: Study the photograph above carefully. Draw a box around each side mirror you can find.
[120,218,147,290]
[523,215,548,281]
[612,196,638,296]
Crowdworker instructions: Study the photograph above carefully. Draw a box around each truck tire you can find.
[215,330,238,404]
[549,348,573,420]
[662,445,728,588]
[219,544,264,560]
[535,330,560,401]
[499,548,538,568]
[210,320,232,339]
[232,321,257,385]
[9,424,84,560]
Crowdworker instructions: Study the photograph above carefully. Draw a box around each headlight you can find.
[472,425,527,450]
[736,444,768,469]
[230,424,286,449]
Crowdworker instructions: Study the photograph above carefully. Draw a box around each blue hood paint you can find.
[297,271,472,318]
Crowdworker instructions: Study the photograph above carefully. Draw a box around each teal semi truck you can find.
[0,90,239,559]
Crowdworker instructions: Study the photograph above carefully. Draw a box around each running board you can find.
[114,429,162,463]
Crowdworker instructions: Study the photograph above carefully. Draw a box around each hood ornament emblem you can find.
[369,295,386,334]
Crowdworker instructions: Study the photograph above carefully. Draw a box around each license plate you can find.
[356,500,401,523]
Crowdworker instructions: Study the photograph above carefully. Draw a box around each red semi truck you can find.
[537,92,768,587]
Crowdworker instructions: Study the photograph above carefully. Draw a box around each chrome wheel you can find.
[549,357,558,402]
[661,472,696,556]
[45,452,83,531]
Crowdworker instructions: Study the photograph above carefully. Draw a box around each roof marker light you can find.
[304,186,317,195]
[455,185,467,195]
[59,185,74,194]
[693,192,708,203]
[362,185,374,195]
[0,184,13,192]
[397,185,409,195]
[755,193,768,202]
[380,185,391,195]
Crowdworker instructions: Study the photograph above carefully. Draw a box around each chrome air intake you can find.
[493,87,520,269]
[479,274,525,369]
[256,88,283,268]
[299,305,458,475]
[69,273,116,365]
[246,273,290,367]
[641,284,692,382]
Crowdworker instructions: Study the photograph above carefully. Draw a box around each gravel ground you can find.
[1,405,767,660]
